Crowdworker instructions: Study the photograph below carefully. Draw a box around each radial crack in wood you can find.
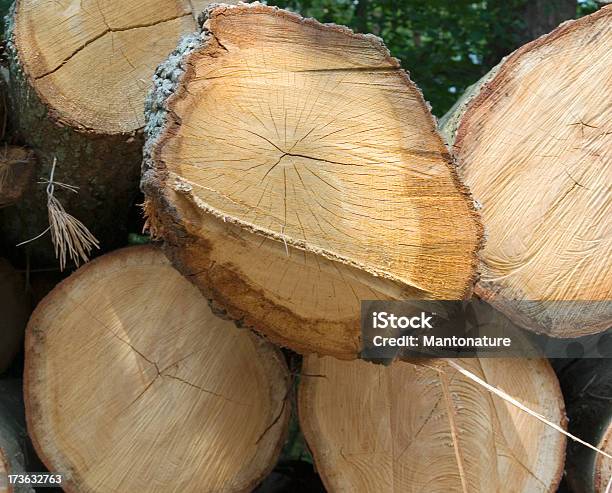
[142,3,483,358]
[11,0,230,134]
[441,6,612,337]
[25,245,290,493]
[299,355,566,493]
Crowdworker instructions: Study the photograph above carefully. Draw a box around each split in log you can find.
[440,6,612,337]
[10,0,222,134]
[0,380,34,493]
[25,245,290,492]
[0,146,35,207]
[299,355,566,492]
[0,259,29,375]
[560,359,612,492]
[1,0,229,265]
[142,3,483,358]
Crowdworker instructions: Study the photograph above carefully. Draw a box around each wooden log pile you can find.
[0,1,609,492]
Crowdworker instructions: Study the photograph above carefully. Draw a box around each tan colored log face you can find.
[453,7,612,336]
[146,4,482,357]
[299,356,565,493]
[25,246,289,493]
[13,0,224,134]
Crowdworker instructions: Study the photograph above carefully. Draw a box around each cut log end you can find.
[11,0,226,134]
[143,3,483,358]
[0,146,35,207]
[25,245,290,493]
[443,6,612,337]
[299,356,566,492]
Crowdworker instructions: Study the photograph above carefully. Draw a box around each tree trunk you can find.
[0,147,35,207]
[0,0,222,267]
[520,0,577,44]
[142,3,484,359]
[559,359,612,492]
[0,259,29,375]
[299,355,566,492]
[0,380,34,493]
[439,7,612,338]
[25,245,290,493]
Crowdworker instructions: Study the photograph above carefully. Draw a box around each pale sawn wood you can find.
[441,7,612,337]
[25,245,290,493]
[142,3,483,358]
[299,356,566,492]
[11,0,223,134]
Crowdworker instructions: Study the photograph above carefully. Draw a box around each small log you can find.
[25,245,290,492]
[0,259,29,375]
[560,359,612,492]
[0,380,34,493]
[0,146,35,207]
[142,3,483,358]
[1,0,228,265]
[299,356,566,492]
[440,6,612,337]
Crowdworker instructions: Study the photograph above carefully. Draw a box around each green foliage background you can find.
[0,0,602,116]
[267,0,601,116]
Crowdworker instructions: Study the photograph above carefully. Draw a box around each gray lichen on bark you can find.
[143,31,206,180]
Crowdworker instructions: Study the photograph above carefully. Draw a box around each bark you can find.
[0,259,29,375]
[142,3,483,358]
[25,246,290,492]
[440,7,612,338]
[0,147,35,208]
[559,359,612,492]
[299,355,566,492]
[520,0,577,44]
[0,10,142,267]
[0,380,34,493]
[0,0,224,267]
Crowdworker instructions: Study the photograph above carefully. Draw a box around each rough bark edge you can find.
[24,245,291,493]
[442,6,612,337]
[297,357,566,493]
[142,1,485,301]
[438,59,505,149]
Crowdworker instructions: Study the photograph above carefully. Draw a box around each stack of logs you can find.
[0,1,610,492]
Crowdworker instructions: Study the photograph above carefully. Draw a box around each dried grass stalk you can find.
[17,157,99,270]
